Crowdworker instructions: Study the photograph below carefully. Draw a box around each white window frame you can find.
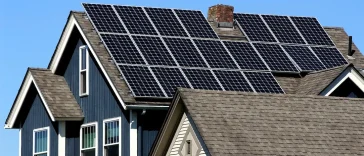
[79,45,89,97]
[103,117,122,156]
[80,122,98,156]
[33,126,50,156]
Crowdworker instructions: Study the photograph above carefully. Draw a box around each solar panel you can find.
[311,47,348,68]
[253,43,298,72]
[234,13,277,42]
[83,4,127,33]
[132,36,177,66]
[182,69,222,90]
[114,6,158,35]
[244,72,284,93]
[262,15,305,44]
[223,41,269,71]
[282,45,326,71]
[101,34,145,64]
[152,67,191,96]
[144,7,188,37]
[193,40,238,69]
[119,65,165,97]
[174,9,218,39]
[214,70,253,92]
[163,37,207,68]
[290,16,334,46]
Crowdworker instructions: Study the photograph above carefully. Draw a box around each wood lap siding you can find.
[63,39,130,156]
[21,92,58,156]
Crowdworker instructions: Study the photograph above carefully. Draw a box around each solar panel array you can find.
[83,3,348,98]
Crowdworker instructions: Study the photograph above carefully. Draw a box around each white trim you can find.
[5,73,56,129]
[33,126,50,156]
[102,117,122,156]
[321,67,364,96]
[79,45,90,97]
[80,122,98,156]
[58,121,66,156]
[130,110,138,156]
[19,127,22,156]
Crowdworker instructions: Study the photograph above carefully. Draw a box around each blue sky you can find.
[0,0,363,155]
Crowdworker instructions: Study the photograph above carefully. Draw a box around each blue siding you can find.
[21,94,58,156]
[138,110,167,156]
[63,39,129,156]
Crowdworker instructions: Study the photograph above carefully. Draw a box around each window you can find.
[79,45,89,96]
[80,123,97,156]
[103,117,121,156]
[186,140,191,155]
[33,127,49,156]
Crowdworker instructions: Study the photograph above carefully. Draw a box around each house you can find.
[4,3,364,156]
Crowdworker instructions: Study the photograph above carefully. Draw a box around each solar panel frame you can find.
[174,9,219,39]
[151,67,192,97]
[132,35,177,66]
[119,65,166,97]
[290,16,335,46]
[310,47,348,68]
[234,13,277,42]
[101,34,146,64]
[282,45,326,71]
[144,7,189,37]
[244,72,285,94]
[83,3,127,33]
[182,68,223,90]
[113,5,158,35]
[262,15,306,44]
[222,41,269,71]
[214,70,254,92]
[193,39,239,69]
[253,43,299,72]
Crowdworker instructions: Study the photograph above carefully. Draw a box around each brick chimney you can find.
[208,4,234,27]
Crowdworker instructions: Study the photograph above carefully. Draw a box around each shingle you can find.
[29,68,83,119]
[178,88,364,155]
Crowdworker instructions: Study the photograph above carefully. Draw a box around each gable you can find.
[320,66,364,96]
[167,113,206,156]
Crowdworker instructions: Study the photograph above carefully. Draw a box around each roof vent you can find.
[208,4,234,28]
[348,36,356,56]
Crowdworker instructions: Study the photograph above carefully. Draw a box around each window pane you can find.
[81,71,87,94]
[81,48,87,70]
[105,145,119,156]
[105,120,119,145]
[82,149,96,156]
[34,129,48,153]
[35,154,47,156]
[82,126,96,149]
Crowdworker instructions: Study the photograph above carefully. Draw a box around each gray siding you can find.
[138,110,167,156]
[21,93,58,156]
[63,39,129,156]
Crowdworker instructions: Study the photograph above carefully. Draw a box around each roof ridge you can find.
[178,88,364,101]
[28,67,50,71]
[307,64,350,74]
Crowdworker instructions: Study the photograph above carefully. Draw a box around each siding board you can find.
[21,92,58,156]
[63,39,129,156]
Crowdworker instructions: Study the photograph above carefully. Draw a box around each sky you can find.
[0,0,363,155]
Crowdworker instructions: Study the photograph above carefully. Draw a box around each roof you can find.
[295,64,350,95]
[325,27,364,69]
[29,68,83,119]
[177,88,364,155]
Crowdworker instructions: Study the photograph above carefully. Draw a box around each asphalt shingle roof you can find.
[178,88,364,155]
[30,68,83,119]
